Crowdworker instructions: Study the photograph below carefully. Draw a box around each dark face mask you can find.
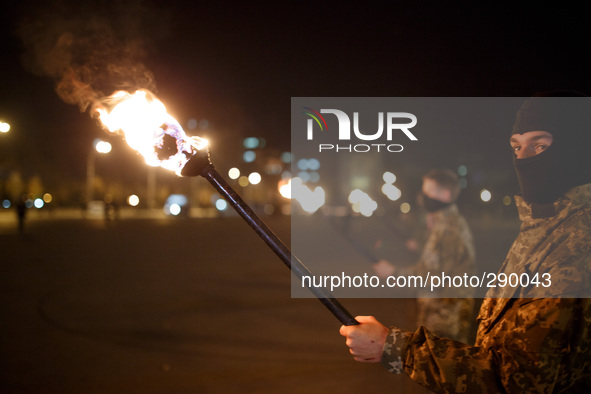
[513,145,564,204]
[419,192,452,213]
[513,141,591,205]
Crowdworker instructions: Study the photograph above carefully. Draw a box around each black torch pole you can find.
[181,149,359,326]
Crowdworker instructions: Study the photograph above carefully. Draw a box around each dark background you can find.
[1,1,590,197]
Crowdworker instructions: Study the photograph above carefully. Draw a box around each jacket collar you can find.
[515,183,591,221]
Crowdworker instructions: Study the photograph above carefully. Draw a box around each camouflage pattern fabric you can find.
[416,297,474,344]
[407,204,476,342]
[382,184,591,393]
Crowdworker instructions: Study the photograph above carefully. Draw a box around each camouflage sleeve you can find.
[382,326,502,393]
[381,327,413,374]
[381,298,591,393]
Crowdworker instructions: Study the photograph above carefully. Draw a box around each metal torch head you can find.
[179,146,213,177]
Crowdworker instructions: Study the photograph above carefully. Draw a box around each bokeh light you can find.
[248,172,262,185]
[243,137,259,149]
[238,176,249,187]
[243,151,256,163]
[279,179,291,199]
[281,152,292,163]
[480,189,492,202]
[383,171,396,184]
[187,118,198,129]
[228,167,240,179]
[169,203,181,215]
[127,194,140,206]
[348,189,378,217]
[95,140,112,154]
[457,165,468,177]
[291,177,325,213]
[215,199,228,211]
[382,183,402,201]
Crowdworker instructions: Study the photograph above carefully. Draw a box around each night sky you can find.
[1,1,590,201]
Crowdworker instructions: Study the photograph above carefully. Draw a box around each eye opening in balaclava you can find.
[512,90,591,205]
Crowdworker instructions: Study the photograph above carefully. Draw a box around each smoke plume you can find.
[16,1,162,114]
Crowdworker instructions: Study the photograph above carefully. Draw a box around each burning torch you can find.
[95,90,358,326]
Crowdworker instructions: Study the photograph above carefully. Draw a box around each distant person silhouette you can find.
[15,196,27,235]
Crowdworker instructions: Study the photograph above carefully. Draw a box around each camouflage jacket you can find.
[382,184,591,393]
[406,204,476,298]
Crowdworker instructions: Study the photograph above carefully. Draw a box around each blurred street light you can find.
[128,194,140,207]
[228,167,240,179]
[248,172,262,185]
[480,189,492,202]
[95,140,112,153]
[0,122,10,133]
[400,202,411,213]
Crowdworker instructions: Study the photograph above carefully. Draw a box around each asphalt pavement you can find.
[0,210,519,393]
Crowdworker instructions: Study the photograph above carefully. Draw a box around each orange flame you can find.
[94,89,208,175]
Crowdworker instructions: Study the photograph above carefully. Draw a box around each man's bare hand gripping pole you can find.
[339,316,389,363]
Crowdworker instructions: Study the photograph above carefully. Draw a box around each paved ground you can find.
[0,210,519,393]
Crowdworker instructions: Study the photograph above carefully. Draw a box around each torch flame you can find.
[95,89,208,175]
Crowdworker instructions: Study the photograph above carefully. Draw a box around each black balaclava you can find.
[512,90,591,205]
[420,192,452,213]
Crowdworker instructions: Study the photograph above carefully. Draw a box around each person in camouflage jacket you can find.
[340,92,591,393]
[395,169,476,343]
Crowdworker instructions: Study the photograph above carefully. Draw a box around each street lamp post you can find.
[86,139,112,207]
[0,122,12,191]
[147,166,156,209]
